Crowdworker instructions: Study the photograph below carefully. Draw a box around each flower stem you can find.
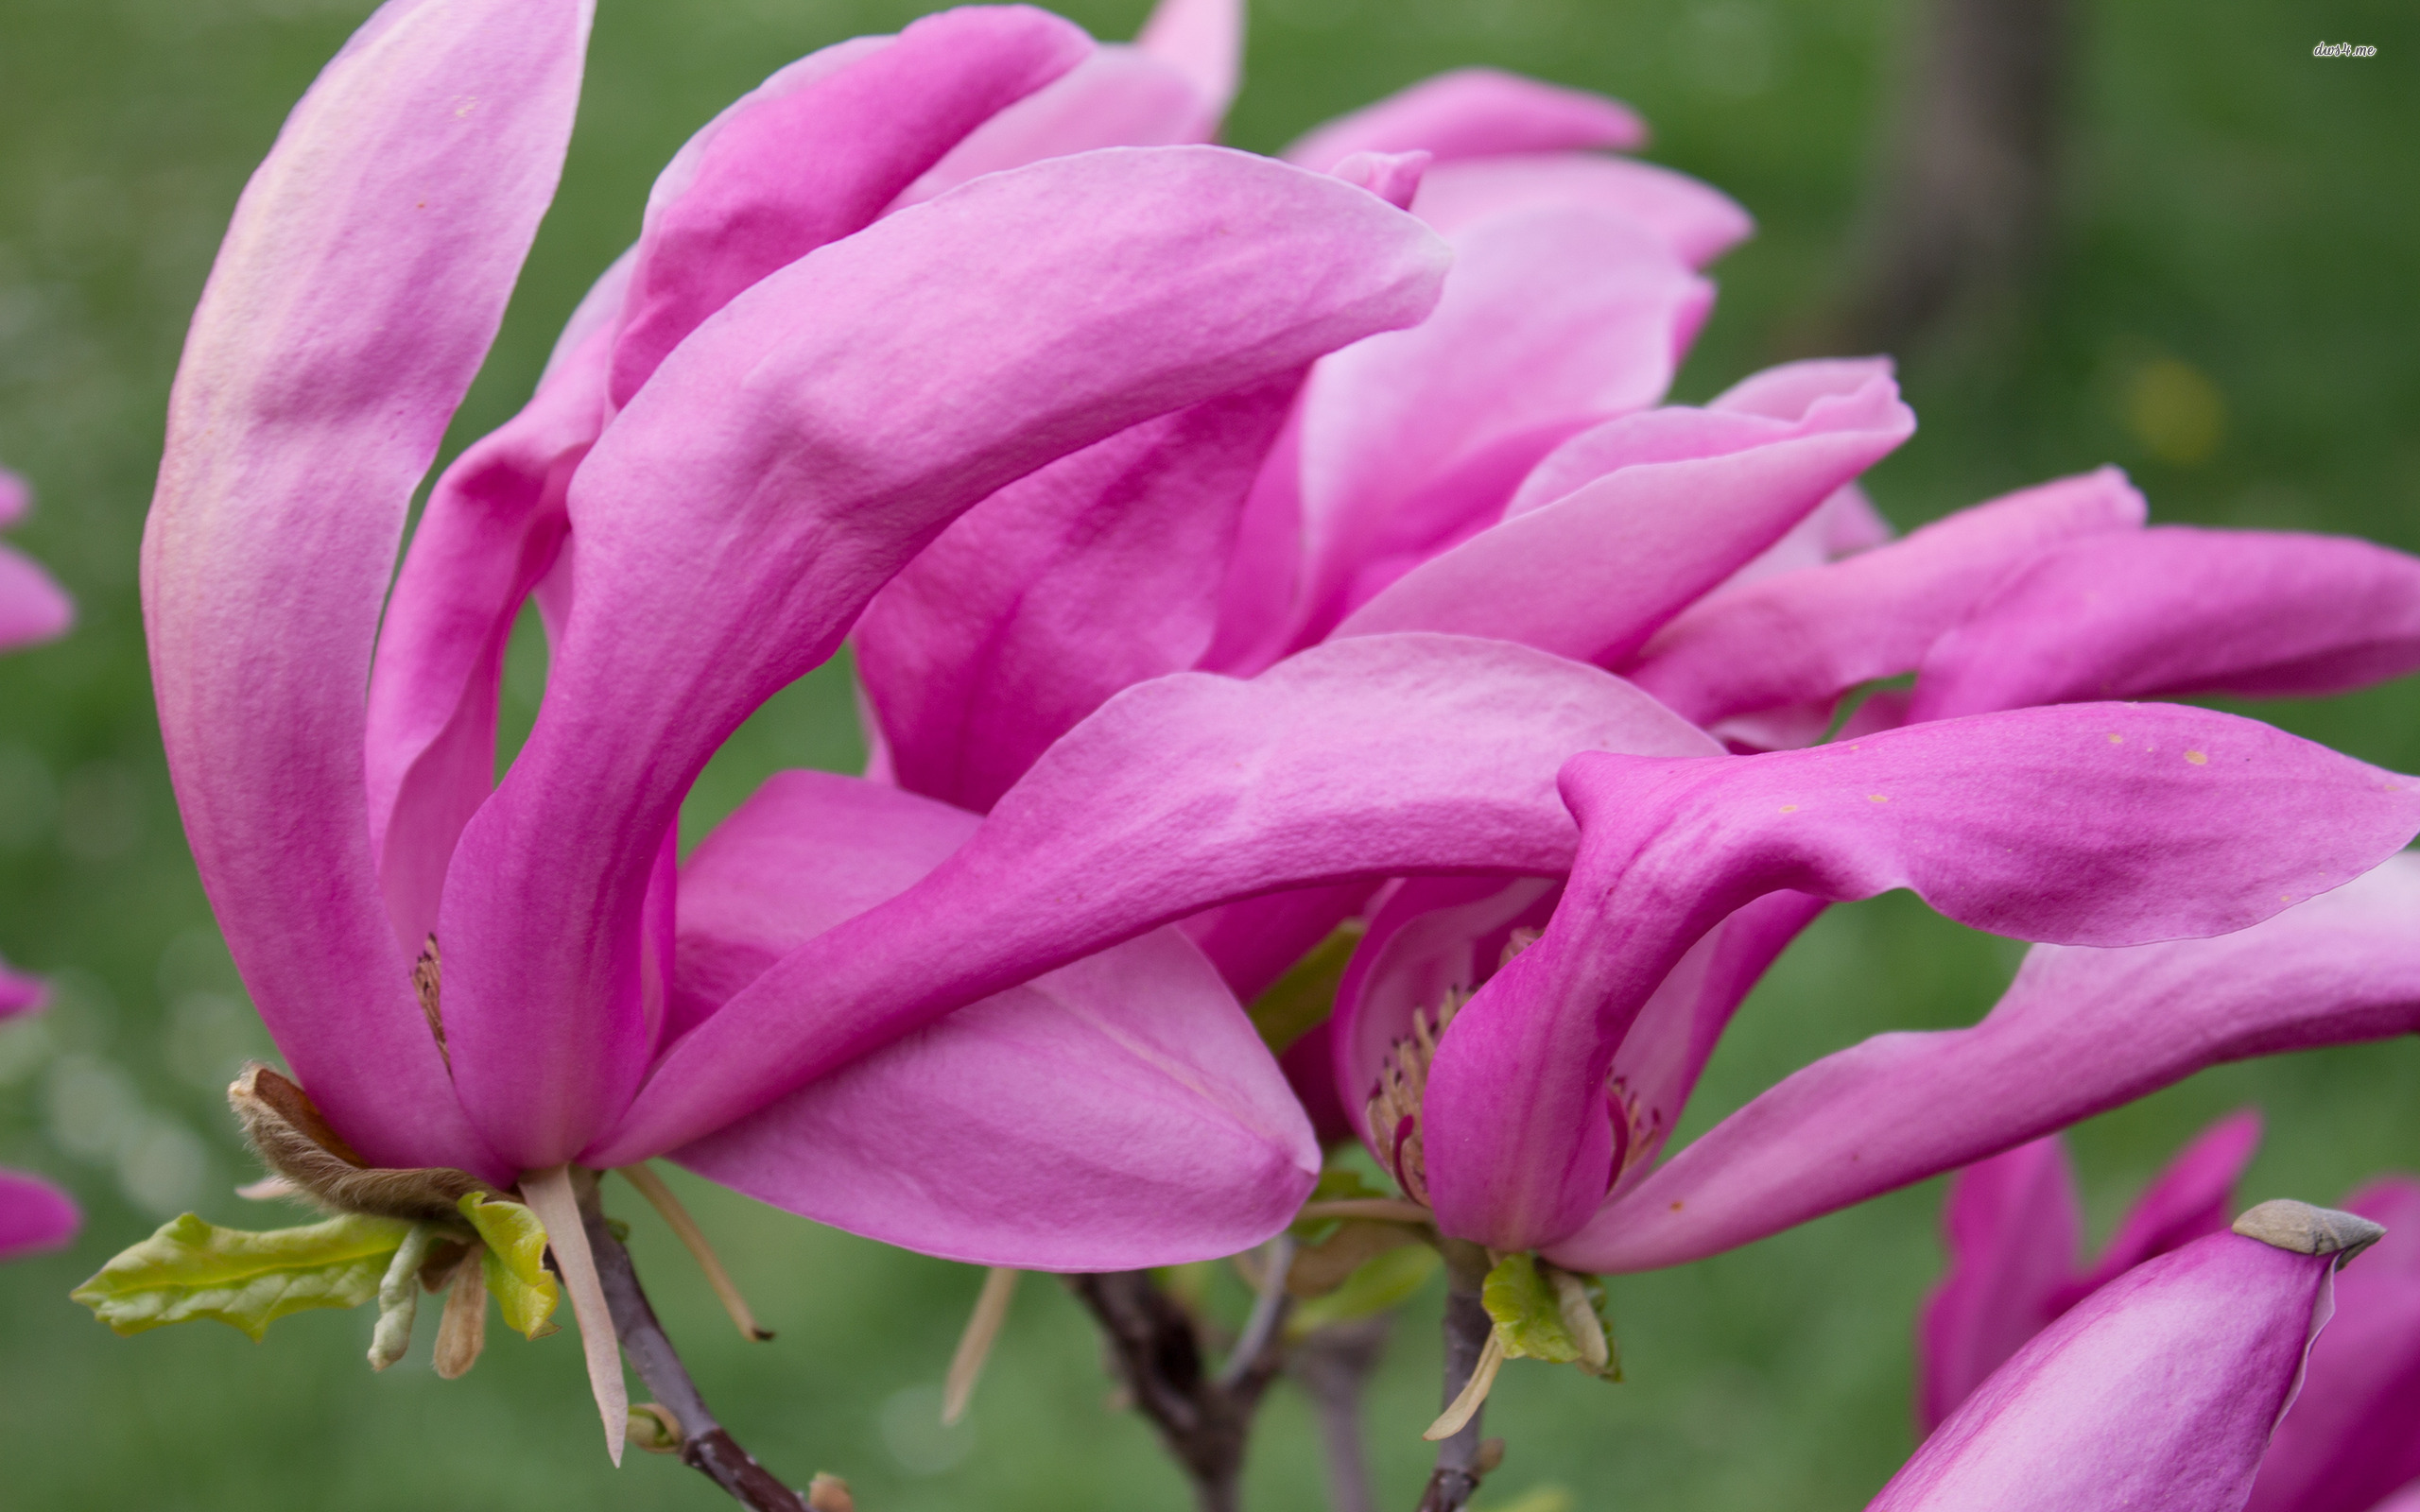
[577,1180,808,1511]
[1289,1314,1392,1512]
[1416,1240,1497,1512]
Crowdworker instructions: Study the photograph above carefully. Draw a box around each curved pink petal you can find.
[857,374,1297,813]
[1331,370,1915,663]
[1917,1138,2083,1436]
[1181,880,1382,1003]
[609,7,1089,406]
[2072,1110,2261,1298]
[0,1170,78,1262]
[1628,469,2145,730]
[1133,0,1241,124]
[1873,1231,2338,1512]
[0,468,27,526]
[1284,68,1646,173]
[1564,853,2420,1275]
[661,768,1316,1268]
[364,301,610,953]
[437,152,1451,1167]
[1282,204,1712,650]
[0,962,44,1022]
[2248,1178,2420,1512]
[139,0,589,1177]
[1408,152,1751,266]
[889,46,1215,211]
[1910,527,2420,722]
[1429,705,2420,1252]
[593,632,1718,1166]
[0,543,72,652]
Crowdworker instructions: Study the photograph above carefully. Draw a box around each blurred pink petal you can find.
[1285,68,1646,172]
[0,1170,78,1263]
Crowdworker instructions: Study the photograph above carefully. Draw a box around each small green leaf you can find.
[1247,923,1364,1056]
[458,1193,559,1339]
[72,1211,412,1340]
[1481,1253,1581,1363]
[1290,1242,1439,1335]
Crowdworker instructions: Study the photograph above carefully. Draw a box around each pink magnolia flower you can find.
[1876,1210,2380,1512]
[1922,1122,2420,1512]
[0,467,78,1263]
[143,0,1452,1291]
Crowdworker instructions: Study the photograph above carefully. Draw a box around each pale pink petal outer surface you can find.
[1284,68,1646,172]
[0,1170,78,1263]
[1872,1232,2337,1512]
[1568,854,2420,1275]
[2246,1178,2420,1512]
[1132,0,1241,121]
[140,0,590,1177]
[1428,705,2420,1253]
[664,770,1318,1268]
[593,634,1715,1166]
[1407,153,1751,266]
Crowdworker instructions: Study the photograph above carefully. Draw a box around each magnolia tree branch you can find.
[1416,1241,1497,1512]
[1068,1269,1292,1512]
[1289,1315,1392,1512]
[579,1191,809,1512]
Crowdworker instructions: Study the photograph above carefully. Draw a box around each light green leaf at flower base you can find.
[70,1211,413,1340]
[457,1192,559,1339]
[1289,1240,1440,1335]
[1481,1253,1618,1379]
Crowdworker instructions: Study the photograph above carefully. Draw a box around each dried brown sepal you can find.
[419,1237,472,1292]
[432,1245,488,1379]
[413,935,447,1069]
[805,1473,856,1512]
[228,1062,495,1223]
[2233,1199,2388,1268]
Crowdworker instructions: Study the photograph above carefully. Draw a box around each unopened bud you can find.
[806,1472,856,1512]
[627,1403,683,1454]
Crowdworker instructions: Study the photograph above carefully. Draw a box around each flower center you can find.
[1365,988,1467,1207]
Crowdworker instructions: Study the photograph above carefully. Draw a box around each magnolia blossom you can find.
[1875,1209,2380,1512]
[143,0,1456,1299]
[1924,1123,2420,1512]
[0,465,78,1263]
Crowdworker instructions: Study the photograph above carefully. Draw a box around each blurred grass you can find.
[0,0,2414,1506]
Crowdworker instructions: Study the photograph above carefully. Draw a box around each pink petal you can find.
[0,543,73,652]
[1285,68,1646,173]
[0,962,44,1022]
[1911,527,2420,722]
[662,768,1317,1267]
[609,8,1089,405]
[0,467,27,526]
[592,632,1718,1167]
[857,375,1298,813]
[438,152,1451,1167]
[364,293,613,954]
[1429,704,2420,1252]
[1133,0,1242,123]
[888,46,1216,210]
[1408,152,1751,266]
[1280,204,1713,652]
[1564,853,2420,1275]
[1330,369,1915,663]
[1917,1139,2083,1436]
[139,0,589,1177]
[2248,1178,2420,1512]
[1628,468,2145,731]
[0,1169,78,1262]
[1873,1231,2338,1512]
[1182,880,1382,1003]
[2071,1110,2261,1299]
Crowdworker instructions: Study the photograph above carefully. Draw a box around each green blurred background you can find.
[0,0,2413,1505]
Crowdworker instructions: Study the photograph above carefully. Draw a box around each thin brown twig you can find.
[1416,1240,1497,1512]
[1069,1269,1292,1512]
[1289,1315,1392,1512]
[578,1182,809,1511]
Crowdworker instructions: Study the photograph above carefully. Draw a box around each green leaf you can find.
[1480,1254,1618,1380]
[1290,1241,1439,1335]
[1247,923,1364,1056]
[458,1193,560,1339]
[71,1211,412,1340]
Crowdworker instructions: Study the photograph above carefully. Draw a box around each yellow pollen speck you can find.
[1779,804,1799,814]
[2107,733,2123,744]
[2281,894,2293,903]
[1668,1201,1684,1212]
[1868,794,1889,803]
[2186,750,2207,765]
